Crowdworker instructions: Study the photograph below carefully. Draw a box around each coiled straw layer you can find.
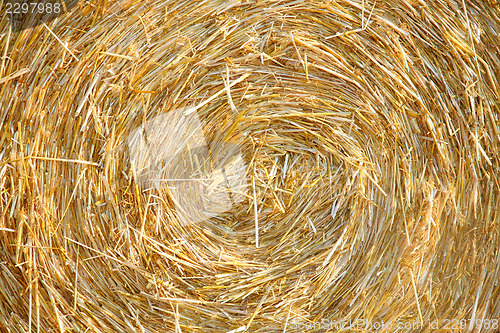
[1,0,499,332]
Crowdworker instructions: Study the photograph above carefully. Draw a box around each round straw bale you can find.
[1,0,500,332]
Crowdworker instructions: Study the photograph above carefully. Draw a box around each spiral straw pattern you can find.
[1,0,499,332]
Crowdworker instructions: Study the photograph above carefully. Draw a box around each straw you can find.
[1,0,499,332]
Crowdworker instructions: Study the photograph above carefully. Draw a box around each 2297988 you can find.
[6,2,61,14]
[4,0,78,32]
[443,318,499,330]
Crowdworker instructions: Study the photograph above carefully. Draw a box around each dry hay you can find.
[1,0,500,332]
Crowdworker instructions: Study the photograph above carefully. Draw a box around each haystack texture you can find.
[1,0,500,332]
